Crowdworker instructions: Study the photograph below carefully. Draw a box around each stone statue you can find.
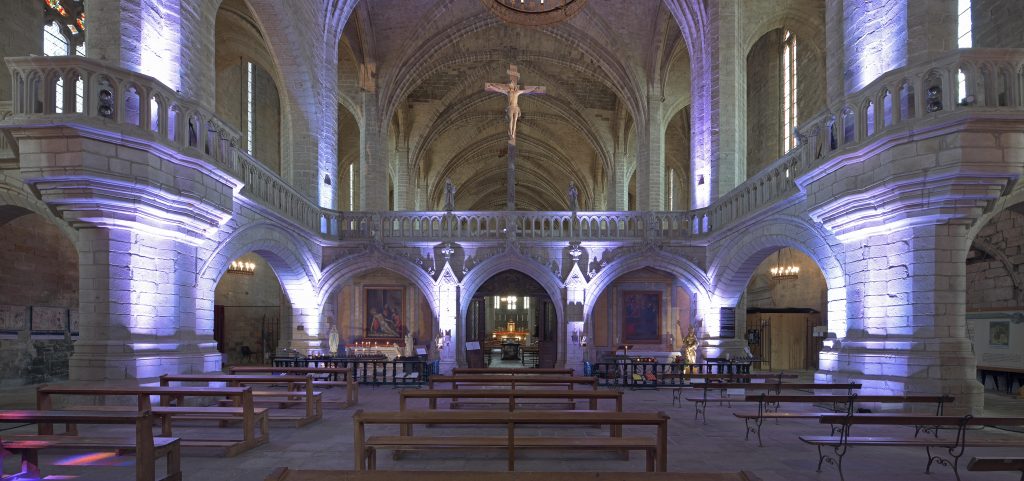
[484,64,546,144]
[443,178,456,211]
[404,330,414,357]
[328,326,340,356]
[567,181,579,212]
[682,326,698,364]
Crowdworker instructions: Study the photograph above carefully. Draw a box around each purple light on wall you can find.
[844,0,907,94]
[139,0,181,92]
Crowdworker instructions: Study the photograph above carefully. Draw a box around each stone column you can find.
[392,146,411,210]
[360,93,389,211]
[824,223,982,412]
[71,228,219,380]
[636,93,666,211]
[708,0,745,195]
[606,150,629,211]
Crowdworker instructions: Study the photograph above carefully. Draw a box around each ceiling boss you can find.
[480,0,589,27]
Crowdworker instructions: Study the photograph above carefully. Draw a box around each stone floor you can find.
[1,378,1023,481]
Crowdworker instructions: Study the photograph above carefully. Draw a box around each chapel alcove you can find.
[739,247,827,371]
[213,253,289,365]
[0,208,78,386]
[328,269,433,356]
[589,268,691,361]
[467,270,557,368]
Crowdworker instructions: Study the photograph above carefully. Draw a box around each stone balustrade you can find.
[0,101,12,161]
[3,55,322,233]
[5,50,1022,247]
[321,209,708,242]
[797,48,1024,175]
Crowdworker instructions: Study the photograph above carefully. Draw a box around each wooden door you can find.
[538,300,558,368]
[465,298,486,367]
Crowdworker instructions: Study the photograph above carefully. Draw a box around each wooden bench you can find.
[967,456,1024,480]
[352,409,669,472]
[428,374,597,390]
[37,384,268,456]
[400,388,623,412]
[451,367,575,376]
[0,409,180,481]
[801,414,1024,481]
[160,373,322,427]
[664,372,799,407]
[685,382,859,423]
[229,365,359,407]
[263,468,766,481]
[732,392,948,447]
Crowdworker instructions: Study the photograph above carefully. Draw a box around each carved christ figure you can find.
[484,64,546,143]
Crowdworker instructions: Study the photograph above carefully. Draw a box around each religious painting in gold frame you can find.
[364,286,405,340]
[622,291,661,343]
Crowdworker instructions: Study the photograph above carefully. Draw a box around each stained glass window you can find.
[43,0,86,55]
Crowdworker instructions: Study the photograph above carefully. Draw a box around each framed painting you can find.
[989,320,1010,347]
[31,306,67,334]
[622,291,661,343]
[0,305,28,333]
[365,286,405,340]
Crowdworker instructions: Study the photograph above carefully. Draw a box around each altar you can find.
[501,341,521,360]
[349,341,402,360]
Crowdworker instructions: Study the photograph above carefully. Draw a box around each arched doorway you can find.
[213,252,289,364]
[468,270,557,368]
[740,247,827,371]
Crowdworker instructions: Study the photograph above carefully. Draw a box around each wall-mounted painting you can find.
[31,306,67,334]
[365,286,405,339]
[622,291,661,343]
[0,305,28,333]
[990,320,1010,347]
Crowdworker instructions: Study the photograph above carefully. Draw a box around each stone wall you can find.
[971,0,1024,48]
[0,0,44,101]
[0,212,77,387]
[746,29,783,175]
[214,253,289,365]
[967,209,1024,310]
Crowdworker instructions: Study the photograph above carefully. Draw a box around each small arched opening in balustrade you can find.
[881,90,893,128]
[124,85,141,127]
[863,100,875,138]
[899,81,915,121]
[841,107,855,145]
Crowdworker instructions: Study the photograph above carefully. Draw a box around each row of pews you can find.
[0,365,358,480]
[670,371,1024,480]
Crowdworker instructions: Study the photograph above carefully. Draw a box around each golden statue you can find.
[682,327,698,365]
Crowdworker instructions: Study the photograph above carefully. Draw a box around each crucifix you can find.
[484,64,546,210]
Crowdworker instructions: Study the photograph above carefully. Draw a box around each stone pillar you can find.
[392,146,411,210]
[606,150,629,211]
[360,93,389,211]
[709,0,745,195]
[907,0,958,65]
[636,93,665,211]
[85,0,185,94]
[71,228,219,380]
[823,223,983,412]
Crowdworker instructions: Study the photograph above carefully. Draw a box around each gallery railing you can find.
[6,49,1024,246]
[590,361,753,388]
[272,356,433,386]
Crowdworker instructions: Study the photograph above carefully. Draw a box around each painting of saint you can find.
[365,287,405,340]
[622,291,661,342]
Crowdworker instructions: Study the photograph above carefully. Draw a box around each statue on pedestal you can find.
[568,181,579,212]
[682,326,698,365]
[443,178,456,211]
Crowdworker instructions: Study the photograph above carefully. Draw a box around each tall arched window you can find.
[782,30,798,152]
[957,0,972,48]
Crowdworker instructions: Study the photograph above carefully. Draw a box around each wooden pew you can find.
[36,384,267,456]
[802,414,1024,481]
[451,367,575,376]
[0,409,180,481]
[967,456,1024,480]
[684,382,861,423]
[733,391,950,447]
[352,409,670,472]
[664,372,800,406]
[399,388,623,412]
[160,373,322,427]
[228,365,359,407]
[264,468,766,481]
[428,374,597,390]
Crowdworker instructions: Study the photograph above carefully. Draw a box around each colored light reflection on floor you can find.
[51,451,132,467]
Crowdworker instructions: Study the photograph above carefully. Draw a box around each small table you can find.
[501,342,521,360]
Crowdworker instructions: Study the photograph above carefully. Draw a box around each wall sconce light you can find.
[228,260,256,275]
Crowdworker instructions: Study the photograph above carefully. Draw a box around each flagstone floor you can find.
[1,377,1022,481]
